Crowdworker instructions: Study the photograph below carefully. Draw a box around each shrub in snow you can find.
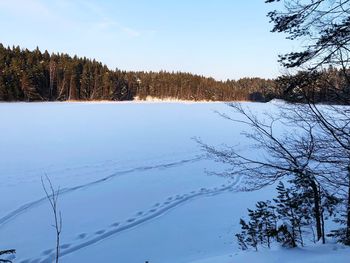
[0,249,16,263]
[235,180,341,250]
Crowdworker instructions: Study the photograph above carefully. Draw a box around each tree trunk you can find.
[298,224,304,247]
[321,205,325,244]
[346,168,350,245]
[310,180,323,242]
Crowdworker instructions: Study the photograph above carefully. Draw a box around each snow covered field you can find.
[0,102,349,263]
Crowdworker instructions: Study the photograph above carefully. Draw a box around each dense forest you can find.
[0,44,275,102]
[0,44,349,103]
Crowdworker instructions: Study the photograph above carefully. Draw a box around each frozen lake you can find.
[0,102,292,262]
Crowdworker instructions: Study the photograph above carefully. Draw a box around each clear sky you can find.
[0,0,296,80]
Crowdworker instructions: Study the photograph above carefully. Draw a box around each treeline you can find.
[276,68,350,104]
[0,44,131,101]
[0,44,277,102]
[1,44,350,103]
[134,71,277,101]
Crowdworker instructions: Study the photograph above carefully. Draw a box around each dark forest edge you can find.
[0,44,349,103]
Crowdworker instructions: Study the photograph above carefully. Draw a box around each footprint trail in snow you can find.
[19,176,242,263]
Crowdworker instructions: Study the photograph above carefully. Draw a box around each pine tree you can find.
[274,182,301,247]
[237,218,259,251]
[236,201,278,250]
[255,201,277,248]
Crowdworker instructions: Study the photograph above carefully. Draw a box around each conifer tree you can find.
[236,218,259,251]
[274,182,300,247]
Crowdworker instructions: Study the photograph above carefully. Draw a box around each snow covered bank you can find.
[191,243,350,263]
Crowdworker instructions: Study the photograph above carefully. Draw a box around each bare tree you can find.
[287,101,350,244]
[41,175,62,263]
[197,103,331,242]
[266,0,350,244]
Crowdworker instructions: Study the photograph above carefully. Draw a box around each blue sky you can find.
[0,0,296,80]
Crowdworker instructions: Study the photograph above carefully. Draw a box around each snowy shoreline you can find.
[0,100,230,105]
[0,98,290,105]
[0,96,257,104]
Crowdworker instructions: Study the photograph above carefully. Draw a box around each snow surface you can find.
[0,101,349,263]
[190,242,350,263]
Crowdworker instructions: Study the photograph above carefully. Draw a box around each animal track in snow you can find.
[0,156,204,228]
[60,244,71,249]
[41,249,53,256]
[34,175,242,263]
[77,233,87,239]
